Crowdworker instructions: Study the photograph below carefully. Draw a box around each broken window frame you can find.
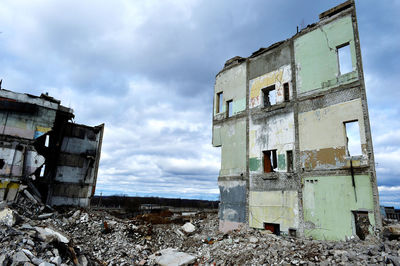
[264,222,280,235]
[216,92,223,113]
[263,149,277,173]
[352,211,370,240]
[286,150,293,172]
[227,100,233,118]
[344,120,362,156]
[262,85,276,107]
[283,83,290,102]
[337,43,353,75]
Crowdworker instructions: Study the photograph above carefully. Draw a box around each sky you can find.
[0,1,399,206]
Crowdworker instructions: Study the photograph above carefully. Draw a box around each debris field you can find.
[1,190,400,266]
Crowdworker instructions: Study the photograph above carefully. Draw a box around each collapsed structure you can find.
[0,89,103,207]
[212,0,381,240]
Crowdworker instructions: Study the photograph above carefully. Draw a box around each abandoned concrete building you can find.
[212,0,381,240]
[0,89,103,207]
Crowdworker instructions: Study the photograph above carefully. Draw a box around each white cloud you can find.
[0,0,399,200]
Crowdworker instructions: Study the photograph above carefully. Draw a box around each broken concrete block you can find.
[32,257,44,265]
[181,222,195,233]
[70,210,81,220]
[249,236,259,243]
[0,207,19,226]
[80,213,89,223]
[149,248,196,266]
[50,256,62,266]
[0,254,8,265]
[38,213,54,220]
[78,255,88,266]
[12,251,30,263]
[22,249,34,259]
[39,262,55,266]
[35,227,69,244]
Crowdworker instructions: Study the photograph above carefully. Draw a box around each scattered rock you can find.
[35,227,69,244]
[0,208,19,227]
[181,222,195,233]
[149,248,196,266]
[13,251,30,263]
[249,236,258,243]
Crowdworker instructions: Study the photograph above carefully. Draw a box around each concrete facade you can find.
[212,0,381,240]
[0,89,103,207]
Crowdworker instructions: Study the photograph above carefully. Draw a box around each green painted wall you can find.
[214,63,247,116]
[249,157,260,171]
[303,175,375,240]
[219,119,247,176]
[278,154,286,171]
[294,15,358,94]
[233,98,246,115]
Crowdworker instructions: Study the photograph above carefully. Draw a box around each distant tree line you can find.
[91,195,219,211]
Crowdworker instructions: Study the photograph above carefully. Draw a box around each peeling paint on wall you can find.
[249,65,292,108]
[213,1,380,239]
[249,191,299,231]
[303,175,375,240]
[294,15,359,94]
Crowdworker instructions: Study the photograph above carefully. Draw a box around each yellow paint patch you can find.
[0,181,19,189]
[250,68,284,99]
[249,191,298,231]
[36,126,51,134]
[302,147,346,170]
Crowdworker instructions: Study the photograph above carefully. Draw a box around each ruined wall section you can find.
[0,89,103,207]
[50,123,104,207]
[213,62,248,232]
[0,90,60,201]
[247,43,299,233]
[293,4,381,240]
[295,13,359,95]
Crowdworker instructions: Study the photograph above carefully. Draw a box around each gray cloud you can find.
[0,0,399,202]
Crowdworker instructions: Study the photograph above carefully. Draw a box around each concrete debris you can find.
[12,251,30,263]
[148,248,196,266]
[181,222,195,234]
[1,197,400,265]
[35,227,69,244]
[0,208,19,227]
[384,224,400,240]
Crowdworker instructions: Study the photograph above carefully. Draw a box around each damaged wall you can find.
[303,175,375,240]
[294,14,358,95]
[213,60,248,233]
[213,0,380,240]
[0,89,104,207]
[299,98,367,171]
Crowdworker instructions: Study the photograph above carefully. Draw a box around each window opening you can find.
[352,211,370,240]
[286,150,293,172]
[216,92,223,113]
[262,85,276,107]
[344,121,362,156]
[264,222,280,235]
[40,165,46,177]
[284,83,290,102]
[263,150,277,173]
[45,135,49,147]
[338,44,352,75]
[227,100,233,117]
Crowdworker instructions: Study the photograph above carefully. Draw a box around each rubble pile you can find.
[1,192,400,265]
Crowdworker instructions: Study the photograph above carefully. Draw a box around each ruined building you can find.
[212,0,381,240]
[0,89,103,207]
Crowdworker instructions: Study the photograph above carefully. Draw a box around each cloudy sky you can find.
[0,1,399,205]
